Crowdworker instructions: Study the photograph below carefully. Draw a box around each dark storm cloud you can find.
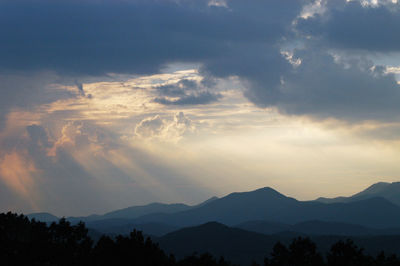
[1,0,400,122]
[153,79,222,105]
[263,49,400,121]
[154,91,222,105]
[297,1,400,52]
[156,80,198,97]
[0,0,300,76]
[0,0,302,122]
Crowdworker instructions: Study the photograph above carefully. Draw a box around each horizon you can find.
[1,0,400,217]
[27,180,398,217]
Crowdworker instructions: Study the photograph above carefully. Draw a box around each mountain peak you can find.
[357,182,391,195]
[255,186,280,193]
[221,186,293,204]
[27,212,59,222]
[315,181,400,206]
[353,181,400,199]
[252,186,292,199]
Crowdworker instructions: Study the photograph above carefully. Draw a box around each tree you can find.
[327,239,372,266]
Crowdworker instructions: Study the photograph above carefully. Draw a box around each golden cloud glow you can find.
[1,66,400,215]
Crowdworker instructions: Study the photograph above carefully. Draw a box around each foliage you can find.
[0,212,234,266]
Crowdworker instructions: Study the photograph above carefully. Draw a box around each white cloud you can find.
[135,112,195,142]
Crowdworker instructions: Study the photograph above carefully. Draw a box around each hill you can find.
[316,182,400,206]
[157,222,283,265]
[236,220,400,236]
[133,188,400,228]
[28,184,400,234]
[157,222,400,265]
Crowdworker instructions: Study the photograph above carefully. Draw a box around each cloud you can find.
[153,79,222,105]
[135,112,194,141]
[26,125,53,149]
[155,79,199,97]
[0,0,302,76]
[0,116,213,215]
[0,0,305,122]
[2,0,400,123]
[296,0,400,52]
[134,115,165,138]
[3,1,400,217]
[154,92,222,105]
[355,123,400,141]
[0,71,75,128]
[251,48,400,121]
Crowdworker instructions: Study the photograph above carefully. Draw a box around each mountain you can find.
[197,196,219,207]
[85,219,178,236]
[101,203,192,220]
[65,196,219,224]
[316,182,400,206]
[27,183,400,234]
[236,220,400,236]
[157,222,400,266]
[236,220,291,235]
[27,212,59,223]
[157,222,283,265]
[134,187,298,226]
[132,188,400,228]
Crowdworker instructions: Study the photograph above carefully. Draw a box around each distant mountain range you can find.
[236,220,400,236]
[25,182,400,265]
[156,222,400,266]
[316,182,400,205]
[27,182,400,236]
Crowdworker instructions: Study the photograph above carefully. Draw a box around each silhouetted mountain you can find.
[27,212,59,223]
[197,196,219,206]
[28,184,400,234]
[157,221,283,265]
[291,221,377,236]
[86,219,178,236]
[134,187,297,226]
[316,182,400,206]
[237,220,400,236]
[64,197,220,226]
[235,220,291,234]
[102,203,192,220]
[132,188,400,228]
[157,222,400,265]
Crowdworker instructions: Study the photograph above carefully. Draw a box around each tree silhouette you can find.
[265,238,324,266]
[3,212,400,266]
[327,239,371,266]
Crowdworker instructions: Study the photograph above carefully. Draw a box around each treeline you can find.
[261,237,400,266]
[1,212,400,266]
[0,212,233,266]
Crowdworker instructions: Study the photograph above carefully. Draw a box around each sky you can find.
[1,0,400,216]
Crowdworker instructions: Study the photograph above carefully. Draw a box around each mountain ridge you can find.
[316,181,400,206]
[27,182,400,234]
[156,221,400,266]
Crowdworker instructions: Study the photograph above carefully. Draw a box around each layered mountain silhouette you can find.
[132,187,400,228]
[28,182,400,236]
[156,222,400,265]
[236,220,400,236]
[157,222,282,265]
[316,181,400,206]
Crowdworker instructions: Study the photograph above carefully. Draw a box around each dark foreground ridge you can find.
[3,212,400,266]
